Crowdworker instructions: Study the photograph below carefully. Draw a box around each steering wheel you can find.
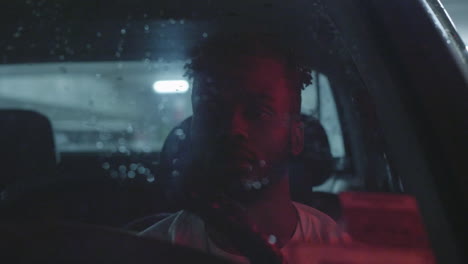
[0,220,231,264]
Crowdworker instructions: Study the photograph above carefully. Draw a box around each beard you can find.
[181,147,289,205]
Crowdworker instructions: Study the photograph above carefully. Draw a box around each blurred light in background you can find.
[153,80,189,94]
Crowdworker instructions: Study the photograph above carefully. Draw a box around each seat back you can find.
[0,110,57,200]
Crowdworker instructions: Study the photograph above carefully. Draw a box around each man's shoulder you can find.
[139,211,182,240]
[293,201,336,225]
[139,210,207,246]
[292,201,343,243]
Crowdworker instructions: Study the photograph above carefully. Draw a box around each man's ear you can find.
[290,121,304,156]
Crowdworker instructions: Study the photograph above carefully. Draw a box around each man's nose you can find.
[226,109,249,140]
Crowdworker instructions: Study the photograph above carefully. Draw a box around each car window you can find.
[2,1,454,263]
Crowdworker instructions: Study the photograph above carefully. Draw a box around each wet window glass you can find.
[1,1,449,264]
[439,0,468,46]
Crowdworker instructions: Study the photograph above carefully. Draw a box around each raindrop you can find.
[120,28,127,35]
[172,170,180,177]
[127,171,136,179]
[118,138,126,145]
[202,32,208,38]
[180,19,185,24]
[169,19,176,24]
[252,181,262,189]
[261,177,270,185]
[172,159,178,165]
[96,141,104,149]
[174,129,186,140]
[143,146,151,153]
[130,163,138,171]
[268,235,277,245]
[95,73,102,78]
[13,32,21,38]
[118,165,127,173]
[115,52,121,58]
[138,166,146,174]
[126,125,134,133]
[110,171,118,179]
[59,55,65,60]
[102,162,110,170]
[147,175,155,183]
[259,160,266,167]
[96,32,102,37]
[118,145,127,153]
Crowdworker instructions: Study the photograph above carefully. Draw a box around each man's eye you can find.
[248,107,273,120]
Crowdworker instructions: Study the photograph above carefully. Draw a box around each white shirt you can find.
[140,202,342,264]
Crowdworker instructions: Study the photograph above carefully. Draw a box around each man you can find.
[141,32,345,263]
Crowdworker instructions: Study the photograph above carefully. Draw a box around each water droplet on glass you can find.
[172,159,178,165]
[170,19,176,24]
[147,175,155,182]
[175,129,186,140]
[96,32,102,37]
[180,19,185,24]
[96,141,104,149]
[252,181,262,189]
[138,166,146,174]
[143,146,151,153]
[102,162,110,170]
[172,170,180,177]
[259,160,266,167]
[130,163,138,171]
[95,73,102,78]
[261,177,270,185]
[118,146,127,153]
[202,32,208,38]
[127,171,136,179]
[119,165,127,173]
[268,235,277,245]
[120,29,127,35]
[110,171,118,179]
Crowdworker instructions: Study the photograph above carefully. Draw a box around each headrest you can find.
[158,114,333,203]
[289,114,333,188]
[0,110,57,191]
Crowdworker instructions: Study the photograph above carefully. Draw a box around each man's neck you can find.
[243,175,298,248]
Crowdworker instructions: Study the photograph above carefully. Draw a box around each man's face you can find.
[190,56,303,201]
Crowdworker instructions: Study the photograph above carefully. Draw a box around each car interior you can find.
[1,0,467,263]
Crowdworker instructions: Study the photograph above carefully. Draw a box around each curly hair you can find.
[184,31,313,117]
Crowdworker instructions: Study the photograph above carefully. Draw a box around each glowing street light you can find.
[153,80,189,94]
